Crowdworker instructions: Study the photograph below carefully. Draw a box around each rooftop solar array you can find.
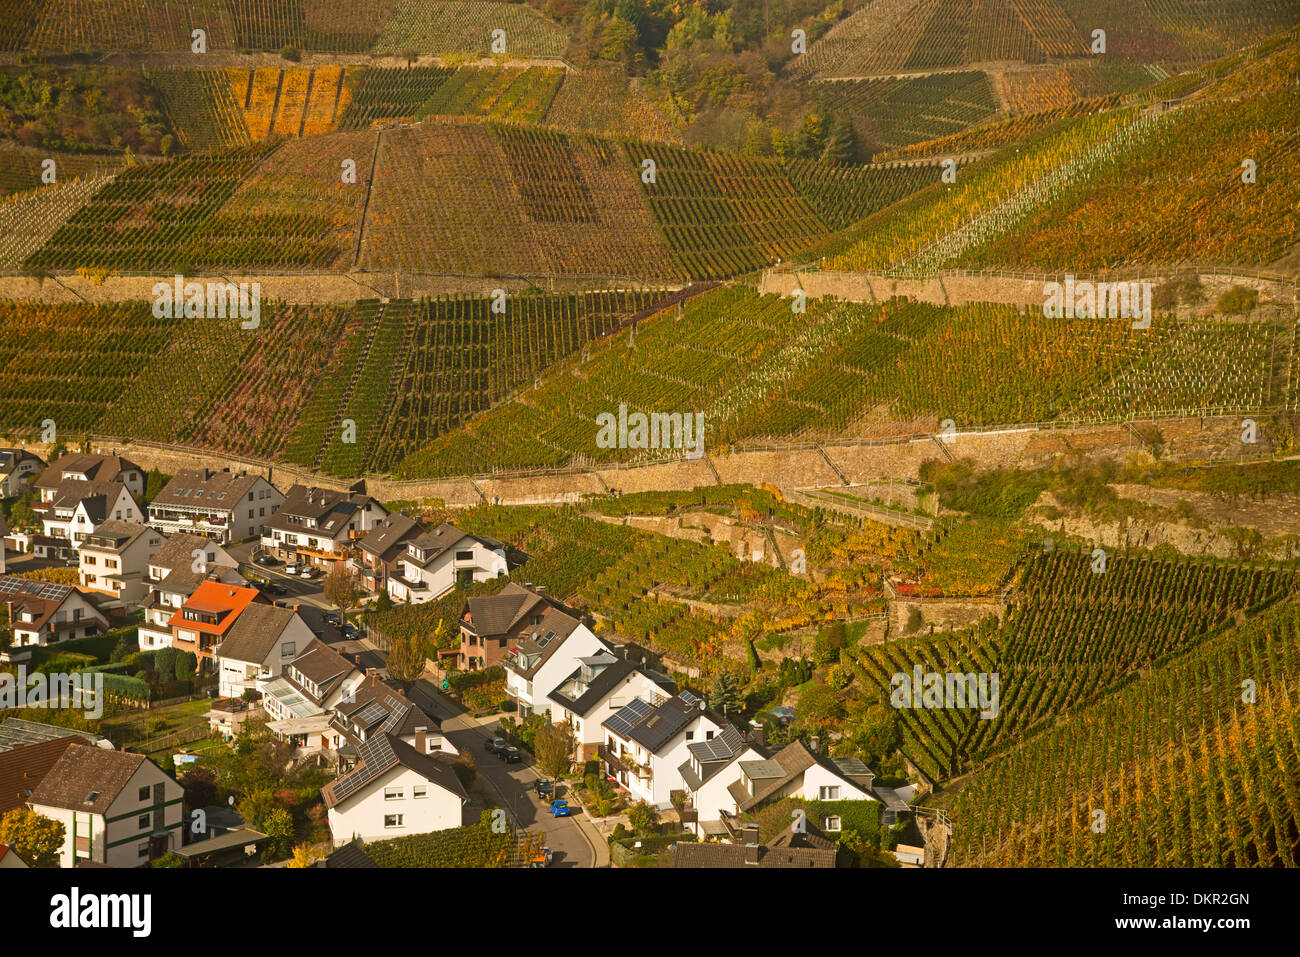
[680,690,702,707]
[380,701,409,733]
[331,735,397,803]
[606,697,653,738]
[690,735,738,762]
[0,577,72,601]
[537,630,557,647]
[355,703,388,726]
[832,757,873,777]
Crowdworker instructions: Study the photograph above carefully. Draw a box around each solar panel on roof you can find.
[606,697,653,738]
[331,735,397,803]
[680,690,702,706]
[380,703,409,733]
[355,703,387,726]
[537,630,557,647]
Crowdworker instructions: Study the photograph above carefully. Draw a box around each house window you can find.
[139,786,150,801]
[413,786,427,799]
[138,815,150,830]
[281,643,295,658]
[822,815,842,832]
[384,814,404,828]
[455,550,473,561]
[819,786,840,801]
[705,731,714,740]
[685,731,694,741]
[138,843,150,858]
[384,787,403,801]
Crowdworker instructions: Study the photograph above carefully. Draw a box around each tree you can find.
[0,807,65,867]
[287,843,321,868]
[152,851,184,868]
[7,496,36,530]
[262,807,294,859]
[154,646,178,682]
[174,650,197,681]
[324,563,364,614]
[797,681,843,729]
[144,468,171,502]
[387,634,424,684]
[626,800,659,836]
[534,721,575,779]
[179,767,217,817]
[708,671,744,716]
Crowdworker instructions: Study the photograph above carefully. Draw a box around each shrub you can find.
[280,46,302,62]
[1216,286,1257,315]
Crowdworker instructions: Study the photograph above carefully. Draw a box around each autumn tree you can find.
[534,721,575,779]
[0,807,65,867]
[324,563,365,614]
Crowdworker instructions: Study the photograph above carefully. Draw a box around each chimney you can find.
[367,669,377,686]
[748,723,765,748]
[414,726,427,753]
[742,824,760,864]
[810,735,820,754]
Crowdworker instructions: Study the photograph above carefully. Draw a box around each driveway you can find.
[409,679,595,869]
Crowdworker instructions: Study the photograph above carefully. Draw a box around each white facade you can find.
[386,537,506,605]
[551,668,666,754]
[31,761,182,868]
[42,486,141,544]
[138,542,240,650]
[607,710,726,807]
[78,526,164,607]
[506,624,607,721]
[327,765,464,846]
[8,591,109,651]
[216,614,316,699]
[683,746,766,836]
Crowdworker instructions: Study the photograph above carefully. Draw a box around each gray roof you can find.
[150,469,265,511]
[215,604,299,665]
[266,485,384,538]
[322,733,466,809]
[79,520,157,553]
[549,657,636,717]
[33,453,141,489]
[605,693,702,754]
[27,744,153,814]
[356,514,422,561]
[324,842,377,868]
[0,718,102,753]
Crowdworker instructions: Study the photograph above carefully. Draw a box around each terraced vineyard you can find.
[960,87,1300,270]
[395,286,1288,478]
[0,301,181,433]
[854,551,1297,782]
[0,174,114,269]
[0,145,123,198]
[544,67,682,144]
[372,0,568,58]
[946,598,1300,866]
[810,72,1000,156]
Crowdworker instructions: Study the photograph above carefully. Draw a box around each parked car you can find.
[484,737,505,754]
[342,624,360,640]
[535,779,554,798]
[529,846,553,868]
[498,746,521,763]
[263,582,287,597]
[254,554,280,567]
[549,800,570,817]
[324,611,342,626]
[284,564,299,576]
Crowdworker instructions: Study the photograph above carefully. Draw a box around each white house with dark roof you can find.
[36,479,141,545]
[138,533,243,650]
[147,468,283,543]
[386,523,507,604]
[676,723,767,837]
[0,577,108,659]
[323,733,466,844]
[262,485,388,569]
[601,692,729,807]
[31,453,144,498]
[352,513,423,594]
[0,449,44,498]
[548,652,674,760]
[77,520,164,607]
[725,740,877,833]
[26,743,183,868]
[502,599,607,721]
[214,604,316,699]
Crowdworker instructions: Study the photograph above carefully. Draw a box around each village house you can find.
[351,513,423,594]
[601,691,730,808]
[673,820,846,868]
[35,478,142,546]
[147,468,284,543]
[261,638,365,751]
[170,580,268,674]
[26,743,183,867]
[676,723,767,837]
[77,520,165,608]
[386,523,507,604]
[0,735,82,820]
[214,604,316,699]
[138,533,243,650]
[501,606,610,721]
[725,740,878,835]
[548,651,675,761]
[31,452,145,498]
[262,485,389,570]
[322,733,466,846]
[0,577,109,660]
[458,582,581,673]
[0,449,45,498]
[331,674,455,761]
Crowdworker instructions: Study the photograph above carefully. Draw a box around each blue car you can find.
[549,800,570,817]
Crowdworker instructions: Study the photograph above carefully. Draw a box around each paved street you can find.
[408,679,598,868]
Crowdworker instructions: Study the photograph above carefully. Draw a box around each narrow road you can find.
[407,680,596,868]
